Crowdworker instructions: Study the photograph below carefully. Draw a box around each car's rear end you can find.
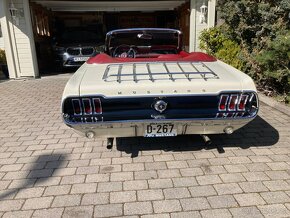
[61,60,259,138]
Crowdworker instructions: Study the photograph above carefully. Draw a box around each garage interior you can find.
[29,0,189,74]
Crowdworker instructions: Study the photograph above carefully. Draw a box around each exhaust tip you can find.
[224,126,234,134]
[86,131,95,139]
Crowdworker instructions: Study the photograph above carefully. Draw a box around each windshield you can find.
[108,31,179,48]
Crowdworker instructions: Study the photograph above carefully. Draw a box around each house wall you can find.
[0,0,38,78]
[189,0,216,52]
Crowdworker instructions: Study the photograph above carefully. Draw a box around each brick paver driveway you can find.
[0,75,289,217]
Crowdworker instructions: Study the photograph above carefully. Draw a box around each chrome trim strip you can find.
[92,98,103,115]
[218,95,229,112]
[237,94,248,111]
[82,98,92,115]
[72,99,82,115]
[228,94,239,111]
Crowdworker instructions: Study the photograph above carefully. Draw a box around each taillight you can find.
[228,94,238,111]
[82,98,92,115]
[238,94,248,111]
[217,92,258,118]
[219,95,228,111]
[93,98,102,114]
[72,99,82,115]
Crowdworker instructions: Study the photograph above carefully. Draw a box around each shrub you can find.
[199,27,244,70]
[0,49,6,64]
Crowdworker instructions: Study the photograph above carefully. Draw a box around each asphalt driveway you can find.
[0,74,289,217]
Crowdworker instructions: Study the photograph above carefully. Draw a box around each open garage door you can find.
[29,0,188,75]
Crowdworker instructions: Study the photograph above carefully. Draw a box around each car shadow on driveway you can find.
[116,115,279,158]
[0,153,67,200]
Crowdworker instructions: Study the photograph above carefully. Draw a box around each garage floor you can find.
[0,74,289,217]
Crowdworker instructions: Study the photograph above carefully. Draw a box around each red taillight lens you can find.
[219,95,228,111]
[238,94,248,111]
[228,95,238,111]
[93,98,102,114]
[72,99,82,115]
[82,98,92,114]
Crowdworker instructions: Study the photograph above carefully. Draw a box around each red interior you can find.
[87,51,216,64]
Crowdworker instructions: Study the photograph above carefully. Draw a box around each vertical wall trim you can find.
[207,0,216,28]
[189,0,196,52]
[23,0,39,77]
[0,0,17,78]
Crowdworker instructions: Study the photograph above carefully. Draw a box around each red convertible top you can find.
[87,51,216,64]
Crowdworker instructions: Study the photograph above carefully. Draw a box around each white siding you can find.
[0,25,4,49]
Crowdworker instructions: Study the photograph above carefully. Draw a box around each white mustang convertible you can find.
[61,28,258,146]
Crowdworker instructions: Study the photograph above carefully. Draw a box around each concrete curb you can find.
[258,92,290,116]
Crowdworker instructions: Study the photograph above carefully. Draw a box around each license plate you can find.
[73,57,89,62]
[145,123,177,137]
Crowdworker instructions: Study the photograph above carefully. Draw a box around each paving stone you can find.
[163,187,190,199]
[248,155,273,163]
[86,173,110,183]
[202,165,227,175]
[123,163,145,171]
[110,172,134,181]
[260,191,290,204]
[172,177,198,187]
[22,197,53,210]
[242,171,270,181]
[258,204,290,217]
[265,170,290,180]
[97,182,123,192]
[61,175,85,185]
[124,180,148,190]
[267,162,290,170]
[141,214,170,218]
[207,195,238,208]
[214,183,243,195]
[124,202,153,215]
[15,187,44,199]
[0,199,24,212]
[229,156,252,164]
[234,193,266,206]
[153,154,174,162]
[76,166,99,175]
[219,173,246,183]
[81,193,109,205]
[189,185,217,197]
[34,177,61,187]
[71,183,98,194]
[2,210,34,218]
[94,204,123,217]
[229,207,263,218]
[32,208,64,218]
[62,206,93,218]
[180,167,204,177]
[170,211,201,218]
[208,157,231,165]
[166,160,188,169]
[110,191,136,203]
[134,171,157,180]
[239,181,269,193]
[145,162,167,170]
[224,164,249,173]
[180,197,210,210]
[153,200,182,213]
[112,157,133,164]
[99,165,121,173]
[51,194,81,207]
[137,189,164,201]
[245,163,271,172]
[200,209,232,218]
[157,169,180,178]
[263,180,290,191]
[148,179,173,189]
[196,175,222,185]
[44,185,71,196]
